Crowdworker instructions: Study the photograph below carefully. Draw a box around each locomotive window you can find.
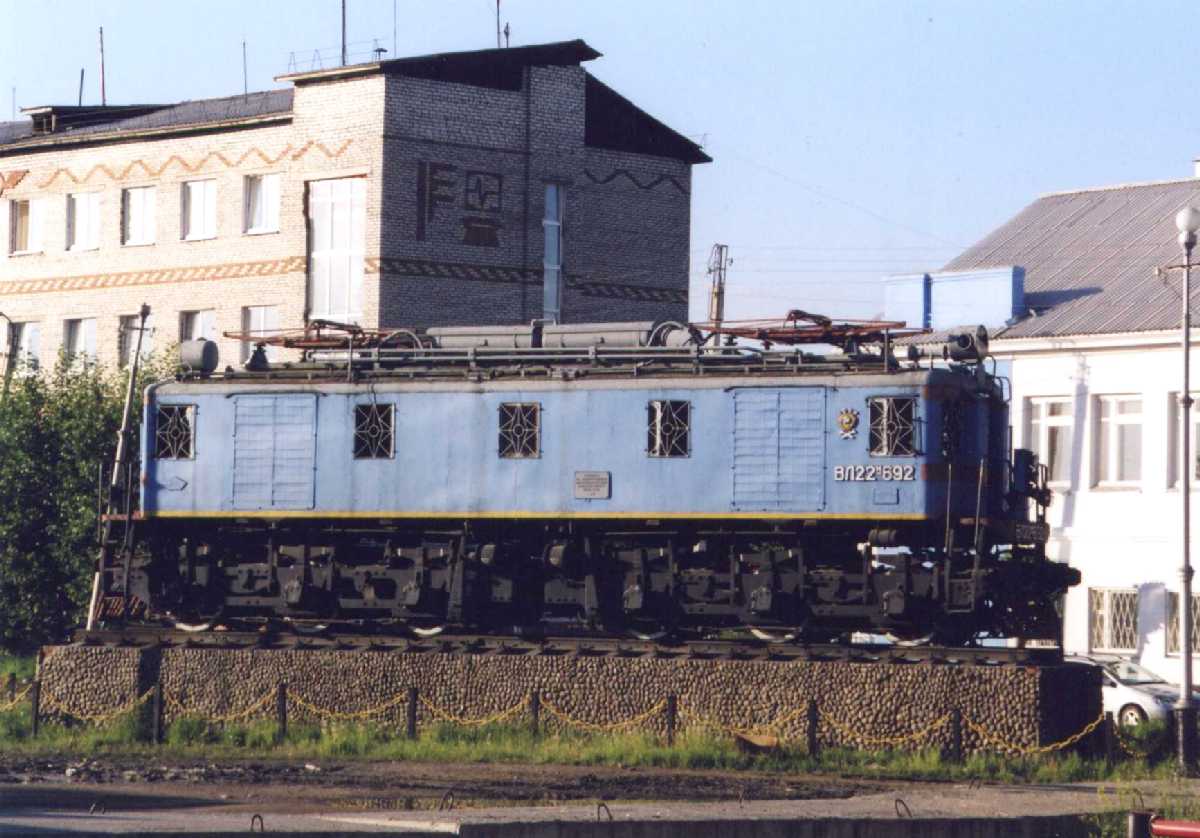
[354,404,394,459]
[499,403,540,458]
[647,400,690,457]
[868,397,917,456]
[154,405,195,460]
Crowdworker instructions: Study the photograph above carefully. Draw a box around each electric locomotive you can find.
[95,314,1077,645]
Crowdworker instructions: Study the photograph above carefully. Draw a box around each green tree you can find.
[0,354,166,653]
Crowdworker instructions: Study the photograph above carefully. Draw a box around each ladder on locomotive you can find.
[86,304,151,628]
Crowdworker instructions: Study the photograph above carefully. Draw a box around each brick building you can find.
[0,40,708,369]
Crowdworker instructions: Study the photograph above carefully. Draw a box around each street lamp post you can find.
[1175,205,1200,774]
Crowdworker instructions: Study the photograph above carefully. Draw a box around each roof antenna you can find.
[495,0,501,48]
[504,22,510,48]
[372,39,387,62]
[98,27,106,105]
[242,40,248,98]
[78,68,85,106]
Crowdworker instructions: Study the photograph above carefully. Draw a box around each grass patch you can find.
[0,711,1185,785]
[0,655,35,681]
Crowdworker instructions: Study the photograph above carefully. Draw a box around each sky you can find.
[3,0,1200,323]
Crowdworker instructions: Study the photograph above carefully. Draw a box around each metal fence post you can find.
[275,683,287,743]
[805,699,819,757]
[949,708,963,763]
[406,687,418,740]
[666,694,677,746]
[1103,711,1116,765]
[530,690,540,736]
[151,680,163,745]
[30,679,40,738]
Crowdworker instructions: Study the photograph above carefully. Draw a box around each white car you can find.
[1067,654,1194,728]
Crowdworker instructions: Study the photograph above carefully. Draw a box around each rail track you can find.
[70,626,1064,666]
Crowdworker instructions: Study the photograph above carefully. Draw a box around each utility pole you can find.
[707,244,731,344]
[496,1,502,48]
[242,41,248,97]
[341,0,347,66]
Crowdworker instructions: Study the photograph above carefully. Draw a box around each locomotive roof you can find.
[158,358,985,397]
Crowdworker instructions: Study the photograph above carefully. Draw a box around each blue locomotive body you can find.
[143,372,990,523]
[111,319,1072,644]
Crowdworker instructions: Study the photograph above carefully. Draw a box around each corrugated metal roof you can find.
[0,89,293,150]
[945,178,1200,339]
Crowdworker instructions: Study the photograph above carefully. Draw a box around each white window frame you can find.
[63,317,97,361]
[121,186,157,246]
[1167,591,1200,655]
[305,177,365,322]
[179,309,217,343]
[542,183,564,323]
[1094,394,1142,487]
[1027,396,1074,487]
[66,191,101,251]
[117,313,154,368]
[1167,393,1200,489]
[9,197,45,254]
[241,305,279,363]
[243,173,280,235]
[1089,587,1138,653]
[180,179,217,241]
[6,321,40,373]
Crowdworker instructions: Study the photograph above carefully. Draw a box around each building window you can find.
[1090,588,1138,652]
[1168,394,1200,487]
[354,404,394,459]
[1168,592,1200,655]
[542,184,563,322]
[306,177,365,321]
[1028,397,1073,485]
[240,305,278,363]
[244,174,280,234]
[67,192,101,251]
[868,397,917,456]
[181,179,216,240]
[63,317,97,360]
[499,403,540,459]
[179,309,217,343]
[121,186,156,245]
[647,400,690,457]
[9,198,44,253]
[154,405,195,460]
[117,313,154,368]
[1095,395,1141,486]
[6,321,40,372]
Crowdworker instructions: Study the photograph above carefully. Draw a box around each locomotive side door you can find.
[231,394,318,511]
[731,387,826,512]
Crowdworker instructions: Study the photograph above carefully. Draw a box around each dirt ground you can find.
[0,755,877,815]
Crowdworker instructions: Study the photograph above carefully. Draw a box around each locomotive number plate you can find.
[833,464,917,481]
[574,471,612,499]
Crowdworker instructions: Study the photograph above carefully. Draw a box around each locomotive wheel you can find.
[173,619,215,633]
[409,621,447,638]
[747,626,798,644]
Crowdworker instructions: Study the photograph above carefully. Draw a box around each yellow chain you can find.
[0,683,33,712]
[1114,724,1162,759]
[676,701,811,739]
[418,694,530,727]
[164,688,277,724]
[539,696,666,733]
[820,711,952,747]
[39,687,154,724]
[962,709,1104,756]
[288,690,411,721]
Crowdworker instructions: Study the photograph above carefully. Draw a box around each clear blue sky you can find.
[3,1,1197,322]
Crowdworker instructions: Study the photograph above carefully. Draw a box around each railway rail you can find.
[70,627,1064,666]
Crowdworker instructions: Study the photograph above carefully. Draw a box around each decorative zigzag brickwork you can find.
[582,168,688,196]
[0,257,307,297]
[35,140,353,189]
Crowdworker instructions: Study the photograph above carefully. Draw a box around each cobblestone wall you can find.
[38,645,1099,754]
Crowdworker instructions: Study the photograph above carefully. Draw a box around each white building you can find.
[891,173,1200,683]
